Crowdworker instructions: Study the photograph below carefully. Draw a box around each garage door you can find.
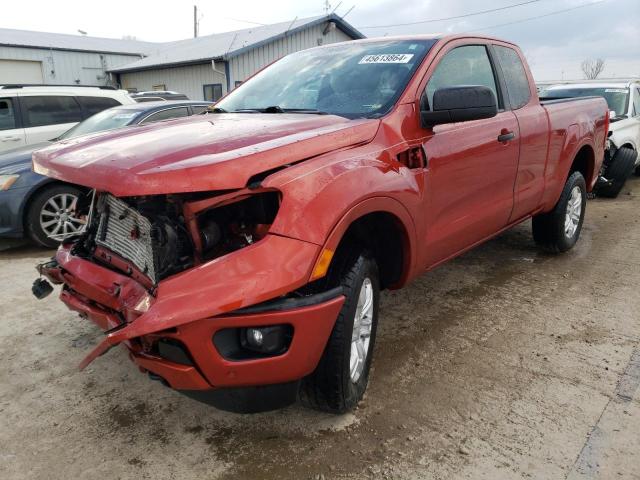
[0,60,44,84]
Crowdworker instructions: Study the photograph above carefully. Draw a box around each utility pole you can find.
[194,5,198,38]
[324,0,331,14]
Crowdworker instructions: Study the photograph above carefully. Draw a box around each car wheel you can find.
[595,147,636,198]
[532,171,586,253]
[26,185,86,248]
[299,252,380,413]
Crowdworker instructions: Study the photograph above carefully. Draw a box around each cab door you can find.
[0,97,26,153]
[419,44,520,267]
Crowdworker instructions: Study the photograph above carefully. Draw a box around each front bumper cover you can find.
[40,236,345,391]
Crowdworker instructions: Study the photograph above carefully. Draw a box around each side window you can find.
[140,107,190,124]
[494,46,531,109]
[77,96,121,117]
[634,88,640,117]
[0,98,17,131]
[426,45,498,110]
[191,105,209,114]
[21,96,83,128]
[203,84,223,102]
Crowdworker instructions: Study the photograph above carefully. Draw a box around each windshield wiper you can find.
[233,106,329,115]
[207,107,228,113]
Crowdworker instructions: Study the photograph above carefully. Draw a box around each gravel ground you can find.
[1,178,639,480]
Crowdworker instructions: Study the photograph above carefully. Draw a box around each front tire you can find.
[596,147,636,197]
[300,253,380,413]
[26,184,86,248]
[532,171,586,253]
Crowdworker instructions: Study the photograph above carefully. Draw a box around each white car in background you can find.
[0,85,134,153]
[541,81,640,197]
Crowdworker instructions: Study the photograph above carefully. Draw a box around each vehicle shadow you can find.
[0,238,54,259]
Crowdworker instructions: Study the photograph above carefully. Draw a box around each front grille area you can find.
[95,194,157,281]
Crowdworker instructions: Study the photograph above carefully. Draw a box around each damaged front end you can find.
[35,187,344,411]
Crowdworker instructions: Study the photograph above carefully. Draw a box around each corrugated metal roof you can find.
[0,27,161,55]
[110,14,364,73]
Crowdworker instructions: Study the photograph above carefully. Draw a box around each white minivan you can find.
[0,85,134,153]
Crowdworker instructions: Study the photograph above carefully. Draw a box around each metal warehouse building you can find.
[0,29,158,85]
[0,14,363,101]
[110,14,363,101]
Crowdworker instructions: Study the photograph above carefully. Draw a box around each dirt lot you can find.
[1,178,639,480]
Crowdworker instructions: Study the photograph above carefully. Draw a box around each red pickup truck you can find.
[33,35,608,414]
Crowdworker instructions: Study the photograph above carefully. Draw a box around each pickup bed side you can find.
[540,97,607,209]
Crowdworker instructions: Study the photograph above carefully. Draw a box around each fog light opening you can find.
[240,325,292,356]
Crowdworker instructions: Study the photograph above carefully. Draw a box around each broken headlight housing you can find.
[194,191,280,260]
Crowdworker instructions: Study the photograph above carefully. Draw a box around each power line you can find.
[472,0,609,32]
[358,0,546,29]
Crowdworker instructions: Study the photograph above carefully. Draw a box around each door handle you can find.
[1,136,21,142]
[497,130,515,143]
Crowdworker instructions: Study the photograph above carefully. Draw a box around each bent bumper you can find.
[42,237,344,391]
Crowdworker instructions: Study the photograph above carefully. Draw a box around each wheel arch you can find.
[568,143,597,187]
[618,142,637,155]
[21,179,88,232]
[310,197,417,290]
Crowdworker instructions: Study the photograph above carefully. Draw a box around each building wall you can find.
[119,62,228,101]
[228,23,353,87]
[0,46,140,85]
[117,21,355,100]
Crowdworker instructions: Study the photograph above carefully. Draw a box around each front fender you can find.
[265,154,421,248]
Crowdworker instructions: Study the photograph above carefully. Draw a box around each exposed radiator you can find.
[95,194,157,282]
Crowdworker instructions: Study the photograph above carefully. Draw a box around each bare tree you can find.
[581,58,605,79]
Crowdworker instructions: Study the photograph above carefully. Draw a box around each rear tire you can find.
[596,147,636,198]
[26,184,85,249]
[299,252,380,413]
[532,171,586,253]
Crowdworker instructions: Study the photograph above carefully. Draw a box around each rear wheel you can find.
[596,147,636,197]
[26,184,86,248]
[532,171,586,253]
[300,252,380,413]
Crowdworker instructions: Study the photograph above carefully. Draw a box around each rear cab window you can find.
[20,95,83,127]
[493,45,531,109]
[0,97,18,130]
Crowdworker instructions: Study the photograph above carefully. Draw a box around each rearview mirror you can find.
[421,86,498,128]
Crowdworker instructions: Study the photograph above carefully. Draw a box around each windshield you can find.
[58,108,139,140]
[216,39,436,119]
[542,87,629,116]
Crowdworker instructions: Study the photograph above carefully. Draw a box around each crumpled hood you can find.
[0,142,51,175]
[32,113,379,196]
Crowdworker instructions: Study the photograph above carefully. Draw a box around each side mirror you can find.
[609,110,617,120]
[421,85,498,128]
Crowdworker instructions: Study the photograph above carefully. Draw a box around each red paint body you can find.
[34,35,607,393]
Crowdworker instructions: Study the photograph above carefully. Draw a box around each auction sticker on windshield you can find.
[359,53,414,64]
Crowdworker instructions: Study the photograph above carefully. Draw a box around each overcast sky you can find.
[3,0,639,80]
